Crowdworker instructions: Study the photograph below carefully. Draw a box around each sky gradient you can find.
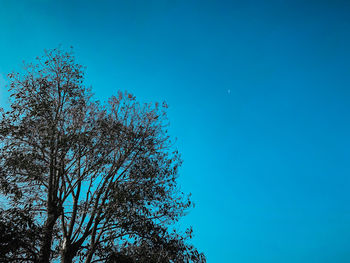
[1,0,350,262]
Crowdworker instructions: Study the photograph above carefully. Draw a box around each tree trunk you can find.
[60,249,75,263]
[60,238,81,263]
[38,212,57,263]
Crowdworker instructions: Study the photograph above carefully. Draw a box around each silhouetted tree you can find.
[0,207,41,262]
[0,48,205,263]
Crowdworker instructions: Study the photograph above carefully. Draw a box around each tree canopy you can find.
[0,48,205,263]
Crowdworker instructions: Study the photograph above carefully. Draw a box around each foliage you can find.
[0,208,41,262]
[0,48,205,263]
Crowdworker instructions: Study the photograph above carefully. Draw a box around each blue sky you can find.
[1,0,350,262]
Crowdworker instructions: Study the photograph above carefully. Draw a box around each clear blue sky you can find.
[1,0,350,262]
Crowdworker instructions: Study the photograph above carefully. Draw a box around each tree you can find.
[0,48,205,263]
[0,207,41,262]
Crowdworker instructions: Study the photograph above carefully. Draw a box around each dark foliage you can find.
[0,208,41,262]
[0,48,205,263]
